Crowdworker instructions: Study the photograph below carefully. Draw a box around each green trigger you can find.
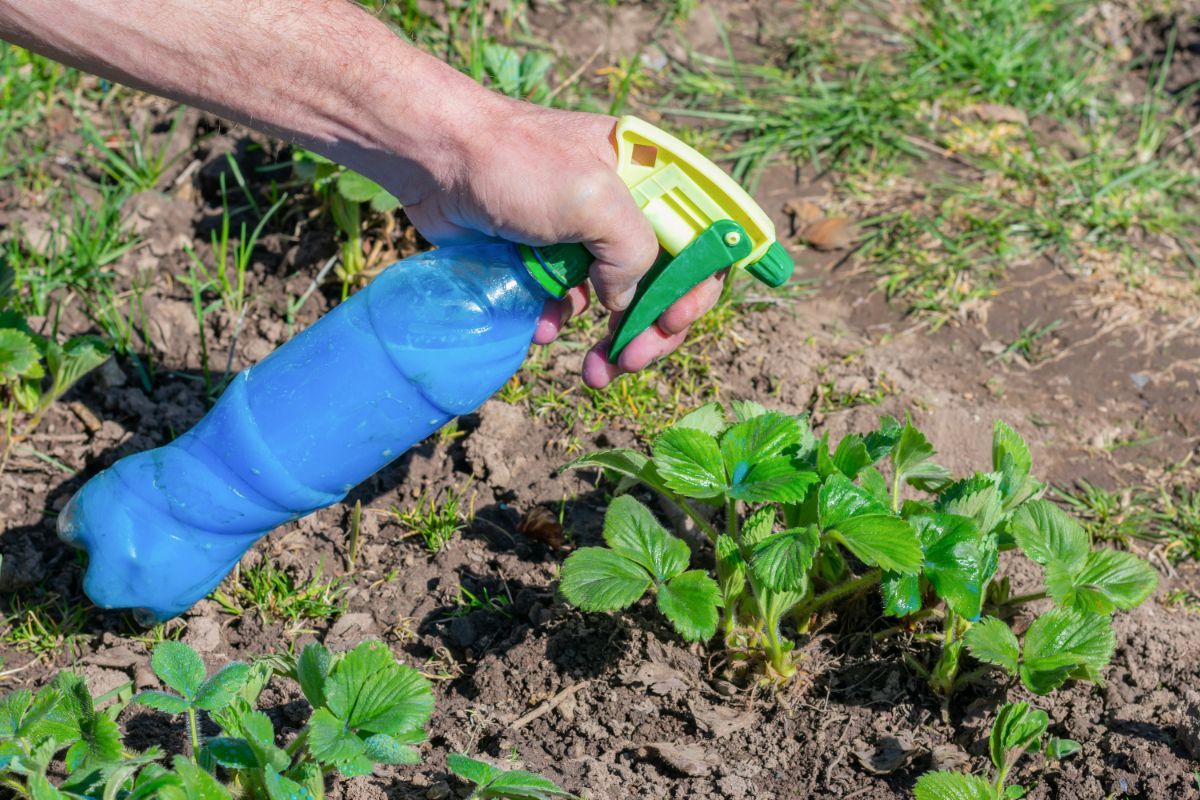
[608,219,752,363]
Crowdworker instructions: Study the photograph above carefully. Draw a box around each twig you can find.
[544,44,605,104]
[510,681,590,730]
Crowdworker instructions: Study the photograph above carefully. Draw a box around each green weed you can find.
[212,561,349,633]
[392,482,475,554]
[1,591,92,659]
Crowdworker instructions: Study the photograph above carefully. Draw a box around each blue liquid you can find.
[58,243,550,622]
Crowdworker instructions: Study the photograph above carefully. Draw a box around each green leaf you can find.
[602,495,689,582]
[194,662,250,712]
[49,672,121,770]
[150,642,206,700]
[518,51,553,97]
[913,771,993,800]
[486,770,577,800]
[831,434,872,479]
[1008,500,1088,571]
[915,513,987,620]
[1004,786,1027,800]
[832,515,923,573]
[447,752,502,786]
[0,328,39,381]
[369,191,400,213]
[673,402,727,436]
[892,423,951,491]
[652,428,726,498]
[859,467,890,506]
[719,412,801,470]
[447,752,577,800]
[133,690,191,715]
[559,548,652,611]
[46,336,110,401]
[881,571,921,616]
[989,702,1048,773]
[483,43,522,95]
[657,571,720,642]
[864,416,903,462]
[740,506,776,547]
[729,399,768,422]
[750,528,819,592]
[964,617,1020,674]
[937,474,1003,536]
[324,641,434,736]
[29,775,68,800]
[307,707,365,766]
[168,755,233,800]
[242,710,290,772]
[1045,549,1157,614]
[264,769,318,800]
[295,644,331,710]
[363,733,420,765]
[560,449,669,496]
[204,738,257,770]
[728,459,818,503]
[818,474,889,530]
[993,420,1032,478]
[335,170,385,203]
[1020,608,1115,695]
[1045,737,1081,761]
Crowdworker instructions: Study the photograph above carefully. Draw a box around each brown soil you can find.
[3,2,1200,799]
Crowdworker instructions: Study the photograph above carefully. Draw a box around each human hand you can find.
[381,93,728,389]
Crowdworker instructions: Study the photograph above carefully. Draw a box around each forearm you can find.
[0,0,491,201]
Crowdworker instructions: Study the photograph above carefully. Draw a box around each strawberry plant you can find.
[915,701,1079,800]
[0,671,170,799]
[292,151,399,299]
[0,306,111,465]
[446,752,576,800]
[135,638,434,798]
[559,401,1157,694]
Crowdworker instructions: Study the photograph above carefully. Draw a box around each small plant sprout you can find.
[292,151,400,299]
[392,482,475,554]
[133,641,252,757]
[915,701,1079,800]
[0,302,111,464]
[560,401,1158,692]
[446,752,576,800]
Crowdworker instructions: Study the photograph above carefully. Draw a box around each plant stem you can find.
[285,725,311,760]
[999,590,1048,607]
[663,491,721,543]
[793,569,882,623]
[186,707,201,759]
[873,608,944,640]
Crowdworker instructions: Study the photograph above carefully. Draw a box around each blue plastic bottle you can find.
[59,244,559,622]
[58,117,794,623]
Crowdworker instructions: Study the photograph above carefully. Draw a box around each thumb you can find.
[579,176,660,312]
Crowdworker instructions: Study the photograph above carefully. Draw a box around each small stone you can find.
[323,612,377,650]
[447,615,478,649]
[182,616,223,653]
[134,665,158,691]
[80,665,132,697]
[94,357,127,389]
[425,781,451,800]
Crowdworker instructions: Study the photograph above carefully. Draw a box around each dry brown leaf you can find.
[852,732,920,775]
[641,742,717,777]
[517,506,563,550]
[969,102,1029,127]
[783,198,824,226]
[801,217,859,251]
[688,699,755,739]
